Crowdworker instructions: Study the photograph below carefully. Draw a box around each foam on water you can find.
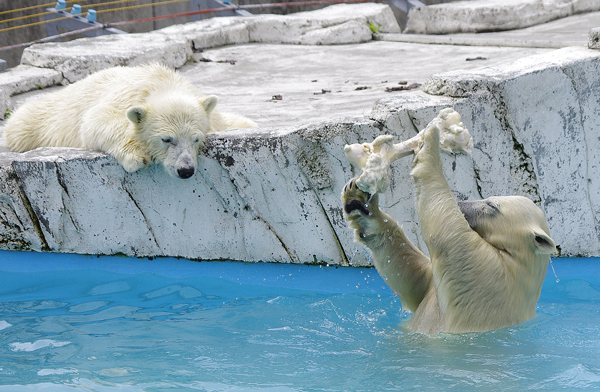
[0,251,599,391]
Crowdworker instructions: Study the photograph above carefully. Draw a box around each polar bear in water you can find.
[342,111,555,333]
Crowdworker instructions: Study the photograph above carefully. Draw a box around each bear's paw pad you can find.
[342,179,373,216]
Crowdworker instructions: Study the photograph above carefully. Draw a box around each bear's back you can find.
[3,63,197,151]
[77,63,195,108]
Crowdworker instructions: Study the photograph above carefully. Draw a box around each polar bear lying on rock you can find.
[3,63,257,179]
[342,124,556,334]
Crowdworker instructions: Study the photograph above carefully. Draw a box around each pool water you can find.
[0,251,599,391]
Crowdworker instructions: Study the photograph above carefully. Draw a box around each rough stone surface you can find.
[0,65,63,119]
[157,3,399,49]
[0,90,8,120]
[590,27,600,49]
[2,45,600,262]
[15,4,399,85]
[405,0,600,34]
[0,65,63,97]
[1,6,600,264]
[159,17,250,49]
[0,126,376,265]
[21,33,191,83]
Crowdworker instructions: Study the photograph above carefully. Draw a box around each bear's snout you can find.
[177,166,195,179]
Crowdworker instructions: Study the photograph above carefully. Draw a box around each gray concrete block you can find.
[157,3,400,49]
[590,27,600,49]
[21,33,191,83]
[405,0,600,34]
[0,65,63,97]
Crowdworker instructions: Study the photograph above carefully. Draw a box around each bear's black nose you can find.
[177,167,195,179]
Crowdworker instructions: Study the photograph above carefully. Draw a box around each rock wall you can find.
[0,3,398,119]
[1,5,599,265]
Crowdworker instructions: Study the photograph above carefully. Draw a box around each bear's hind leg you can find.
[342,179,433,313]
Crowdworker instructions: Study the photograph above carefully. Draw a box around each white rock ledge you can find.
[2,44,600,263]
[0,122,384,265]
[158,3,400,48]
[0,3,399,118]
[13,3,398,86]
[1,5,600,264]
[405,0,600,35]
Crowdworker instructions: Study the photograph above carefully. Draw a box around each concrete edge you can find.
[375,32,588,49]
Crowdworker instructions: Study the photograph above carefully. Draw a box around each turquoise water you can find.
[0,251,599,391]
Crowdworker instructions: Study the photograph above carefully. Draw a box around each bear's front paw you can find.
[119,153,152,173]
[411,125,443,181]
[342,178,379,218]
[413,126,437,164]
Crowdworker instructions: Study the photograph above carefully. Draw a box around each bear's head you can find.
[458,196,556,260]
[126,94,218,179]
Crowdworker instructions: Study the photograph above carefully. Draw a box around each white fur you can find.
[3,63,258,179]
[342,125,556,334]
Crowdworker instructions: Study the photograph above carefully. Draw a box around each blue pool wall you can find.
[1,250,598,294]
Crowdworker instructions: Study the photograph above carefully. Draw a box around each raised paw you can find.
[411,125,443,182]
[414,125,440,161]
[342,178,379,218]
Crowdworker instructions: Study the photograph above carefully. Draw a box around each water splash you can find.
[549,258,560,283]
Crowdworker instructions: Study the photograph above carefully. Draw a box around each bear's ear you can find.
[533,231,556,255]
[126,106,147,125]
[201,95,218,116]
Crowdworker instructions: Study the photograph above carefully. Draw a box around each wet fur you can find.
[342,126,556,334]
